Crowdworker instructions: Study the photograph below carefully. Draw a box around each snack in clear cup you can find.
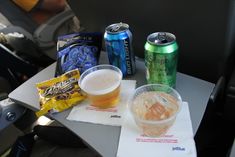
[128,84,182,137]
[78,64,123,108]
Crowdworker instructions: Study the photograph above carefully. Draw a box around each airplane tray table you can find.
[9,52,214,157]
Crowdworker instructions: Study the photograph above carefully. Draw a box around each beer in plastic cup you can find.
[79,64,123,108]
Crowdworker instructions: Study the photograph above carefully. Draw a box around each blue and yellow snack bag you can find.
[55,32,102,76]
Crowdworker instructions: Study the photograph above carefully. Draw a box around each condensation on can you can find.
[144,32,179,88]
[104,22,136,76]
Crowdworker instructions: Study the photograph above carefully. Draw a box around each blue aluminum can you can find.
[104,23,136,76]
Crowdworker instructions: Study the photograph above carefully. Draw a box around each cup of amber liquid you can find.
[128,84,182,137]
[79,64,123,109]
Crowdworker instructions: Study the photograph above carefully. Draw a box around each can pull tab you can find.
[111,26,120,32]
[110,23,122,32]
[157,32,168,44]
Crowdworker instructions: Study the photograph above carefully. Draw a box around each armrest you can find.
[209,76,225,103]
[33,9,75,50]
[227,69,235,94]
[224,69,235,121]
[199,76,225,123]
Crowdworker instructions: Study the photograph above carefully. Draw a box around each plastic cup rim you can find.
[78,64,123,95]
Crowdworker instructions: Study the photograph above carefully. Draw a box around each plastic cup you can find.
[128,84,182,137]
[78,64,123,109]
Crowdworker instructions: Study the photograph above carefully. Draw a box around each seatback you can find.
[0,0,80,60]
[68,0,235,83]
[0,0,53,63]
[0,0,37,33]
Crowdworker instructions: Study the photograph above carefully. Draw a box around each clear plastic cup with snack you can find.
[78,64,123,109]
[128,84,182,137]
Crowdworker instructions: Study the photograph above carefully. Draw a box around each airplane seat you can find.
[0,0,80,89]
[0,0,79,60]
[67,0,235,156]
[0,2,99,156]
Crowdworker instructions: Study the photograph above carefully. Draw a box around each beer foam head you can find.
[80,69,122,95]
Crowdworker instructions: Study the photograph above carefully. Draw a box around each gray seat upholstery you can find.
[0,0,80,88]
[0,0,78,60]
[0,0,37,33]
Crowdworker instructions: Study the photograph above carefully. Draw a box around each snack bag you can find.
[36,69,85,117]
[55,32,102,76]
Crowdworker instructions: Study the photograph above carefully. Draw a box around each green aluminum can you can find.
[145,32,178,87]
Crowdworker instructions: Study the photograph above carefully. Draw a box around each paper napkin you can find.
[66,80,136,126]
[117,102,197,157]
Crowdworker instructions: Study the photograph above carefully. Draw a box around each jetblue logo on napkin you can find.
[110,115,121,118]
[172,147,185,151]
